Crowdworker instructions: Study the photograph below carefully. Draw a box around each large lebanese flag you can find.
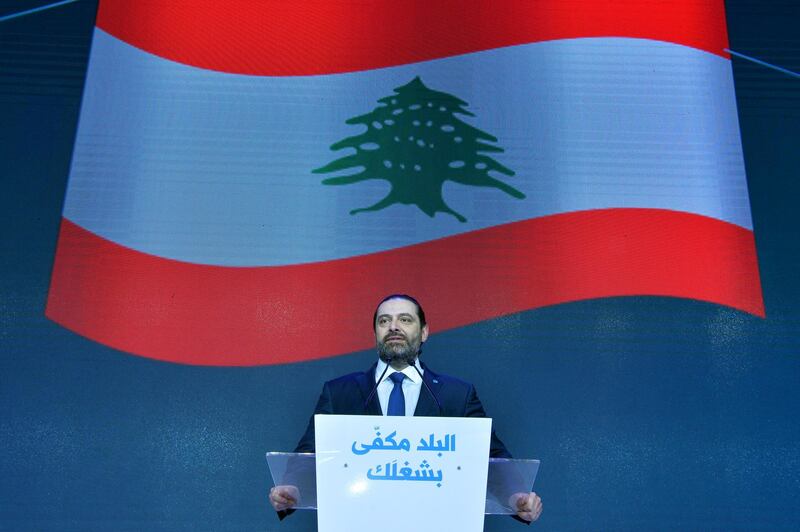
[47,0,763,366]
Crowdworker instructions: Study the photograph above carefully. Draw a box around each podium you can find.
[267,415,539,531]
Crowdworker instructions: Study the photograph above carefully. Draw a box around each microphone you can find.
[409,362,442,415]
[363,363,390,413]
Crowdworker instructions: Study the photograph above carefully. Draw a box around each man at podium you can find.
[270,294,542,523]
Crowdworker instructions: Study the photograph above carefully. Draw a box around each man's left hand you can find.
[511,491,542,522]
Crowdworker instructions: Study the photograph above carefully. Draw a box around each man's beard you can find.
[377,333,421,368]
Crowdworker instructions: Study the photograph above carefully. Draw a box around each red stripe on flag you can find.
[96,0,731,75]
[46,209,763,366]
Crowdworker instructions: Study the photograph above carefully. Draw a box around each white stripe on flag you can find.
[63,30,751,266]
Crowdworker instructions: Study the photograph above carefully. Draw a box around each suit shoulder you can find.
[324,370,368,389]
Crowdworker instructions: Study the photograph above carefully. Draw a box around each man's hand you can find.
[510,491,543,522]
[269,485,300,512]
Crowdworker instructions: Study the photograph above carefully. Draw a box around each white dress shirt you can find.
[374,359,424,416]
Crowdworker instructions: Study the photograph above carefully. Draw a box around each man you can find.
[269,294,543,523]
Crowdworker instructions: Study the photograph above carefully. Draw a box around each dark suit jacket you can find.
[293,362,512,458]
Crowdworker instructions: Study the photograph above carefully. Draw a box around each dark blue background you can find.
[1,1,798,530]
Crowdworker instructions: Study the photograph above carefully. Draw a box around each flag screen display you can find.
[46,0,763,365]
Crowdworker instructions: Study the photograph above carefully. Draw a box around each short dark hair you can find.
[373,294,427,329]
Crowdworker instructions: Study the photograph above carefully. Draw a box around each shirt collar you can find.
[375,358,424,384]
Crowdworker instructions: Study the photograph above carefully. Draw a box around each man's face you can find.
[374,298,429,369]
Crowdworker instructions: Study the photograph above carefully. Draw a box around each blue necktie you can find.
[387,372,406,416]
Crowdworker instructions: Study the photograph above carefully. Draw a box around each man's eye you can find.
[400,317,411,323]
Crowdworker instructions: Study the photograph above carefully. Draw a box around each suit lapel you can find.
[357,363,382,416]
[414,363,443,417]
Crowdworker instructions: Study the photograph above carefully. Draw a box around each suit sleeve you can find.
[277,382,334,521]
[293,381,333,453]
[465,385,531,525]
[463,384,512,459]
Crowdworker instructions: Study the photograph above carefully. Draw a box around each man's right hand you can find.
[269,485,300,511]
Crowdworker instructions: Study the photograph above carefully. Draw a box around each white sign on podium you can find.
[315,415,491,532]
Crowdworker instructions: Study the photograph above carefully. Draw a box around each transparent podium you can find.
[266,452,540,515]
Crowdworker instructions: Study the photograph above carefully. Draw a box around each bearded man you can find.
[269,294,542,523]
